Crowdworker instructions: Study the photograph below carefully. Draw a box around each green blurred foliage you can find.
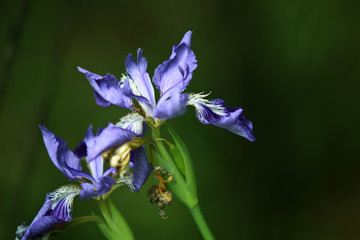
[1,0,360,239]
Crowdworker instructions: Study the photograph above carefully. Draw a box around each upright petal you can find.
[125,49,156,108]
[81,126,103,181]
[39,125,82,180]
[20,185,81,240]
[78,67,133,109]
[87,123,137,161]
[153,31,197,96]
[154,91,188,119]
[131,147,153,192]
[187,93,255,142]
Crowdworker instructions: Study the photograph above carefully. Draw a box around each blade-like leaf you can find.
[166,124,197,206]
[98,198,134,240]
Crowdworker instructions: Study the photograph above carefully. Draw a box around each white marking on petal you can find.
[116,112,144,135]
[117,172,136,192]
[120,75,154,117]
[48,185,81,221]
[120,74,142,96]
[187,92,227,116]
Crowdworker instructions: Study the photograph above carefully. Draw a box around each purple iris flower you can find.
[39,125,118,199]
[17,124,153,239]
[78,31,255,141]
[17,185,81,240]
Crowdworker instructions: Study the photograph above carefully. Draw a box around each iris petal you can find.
[116,112,145,135]
[125,49,156,110]
[87,123,136,161]
[153,31,197,97]
[188,93,255,142]
[132,147,153,192]
[78,67,132,109]
[154,92,188,119]
[21,185,81,240]
[39,125,81,180]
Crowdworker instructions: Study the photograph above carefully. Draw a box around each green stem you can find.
[190,204,215,240]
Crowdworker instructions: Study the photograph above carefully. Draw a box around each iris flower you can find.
[78,31,255,141]
[16,185,81,240]
[17,124,152,239]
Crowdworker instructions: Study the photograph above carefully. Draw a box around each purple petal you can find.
[94,91,112,107]
[154,92,188,119]
[214,107,255,142]
[132,147,153,192]
[79,176,115,199]
[125,49,155,106]
[81,126,103,180]
[39,125,81,180]
[87,123,136,161]
[78,67,132,109]
[73,140,86,159]
[22,216,62,240]
[22,185,80,240]
[153,31,197,96]
[188,94,255,142]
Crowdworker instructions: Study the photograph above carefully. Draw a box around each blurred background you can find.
[1,0,360,239]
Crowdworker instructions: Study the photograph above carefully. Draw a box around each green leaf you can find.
[98,198,135,240]
[166,125,198,205]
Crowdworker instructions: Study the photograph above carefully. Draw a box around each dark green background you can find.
[1,0,360,239]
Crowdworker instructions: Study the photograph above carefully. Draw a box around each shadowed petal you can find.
[131,147,153,192]
[87,123,136,161]
[153,31,197,96]
[78,67,132,109]
[154,92,188,119]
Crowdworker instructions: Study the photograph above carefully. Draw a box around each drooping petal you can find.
[153,31,197,96]
[87,123,136,161]
[213,107,255,142]
[131,147,153,192]
[116,112,145,135]
[21,185,81,240]
[39,125,81,180]
[154,91,188,119]
[78,67,132,109]
[187,93,255,142]
[125,49,155,110]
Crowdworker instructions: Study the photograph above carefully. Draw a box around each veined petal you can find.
[213,107,255,142]
[78,67,132,109]
[187,93,227,124]
[125,49,156,107]
[116,112,145,135]
[131,147,153,192]
[21,185,81,240]
[153,31,197,96]
[187,93,255,142]
[39,125,81,180]
[87,123,136,161]
[154,91,188,119]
